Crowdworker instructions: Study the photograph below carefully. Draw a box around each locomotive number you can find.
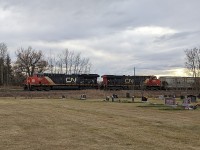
[125,79,133,83]
[66,77,77,83]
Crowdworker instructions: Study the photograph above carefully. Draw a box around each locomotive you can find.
[100,75,160,90]
[23,73,99,91]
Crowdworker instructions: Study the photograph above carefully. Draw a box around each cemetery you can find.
[0,90,199,150]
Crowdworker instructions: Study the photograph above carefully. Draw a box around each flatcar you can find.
[24,73,99,91]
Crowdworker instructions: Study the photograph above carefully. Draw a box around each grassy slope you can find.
[0,98,199,150]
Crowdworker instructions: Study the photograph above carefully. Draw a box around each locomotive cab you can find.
[143,76,161,90]
[24,74,52,91]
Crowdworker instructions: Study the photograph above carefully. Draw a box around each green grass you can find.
[0,98,200,150]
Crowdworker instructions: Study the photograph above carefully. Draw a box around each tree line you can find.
[0,43,92,86]
[1,41,200,87]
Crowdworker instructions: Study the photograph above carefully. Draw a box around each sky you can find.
[0,0,200,76]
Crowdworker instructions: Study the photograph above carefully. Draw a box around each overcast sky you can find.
[0,0,200,76]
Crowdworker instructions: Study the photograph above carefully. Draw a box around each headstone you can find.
[158,95,164,100]
[165,97,176,105]
[111,96,114,102]
[197,94,200,99]
[187,95,196,102]
[132,96,135,102]
[142,96,148,102]
[113,94,118,98]
[106,96,110,101]
[182,98,192,109]
[182,98,191,106]
[126,93,130,98]
[80,94,86,100]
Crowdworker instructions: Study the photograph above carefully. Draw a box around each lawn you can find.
[0,97,199,150]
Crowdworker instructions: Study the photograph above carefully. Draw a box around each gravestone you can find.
[132,96,135,102]
[165,97,176,105]
[113,94,118,98]
[80,94,86,100]
[187,95,196,102]
[126,93,130,98]
[111,94,119,102]
[141,96,148,102]
[106,96,110,101]
[158,95,164,100]
[182,98,191,106]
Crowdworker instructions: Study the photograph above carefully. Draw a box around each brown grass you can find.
[0,97,200,150]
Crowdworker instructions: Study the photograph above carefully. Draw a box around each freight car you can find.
[23,73,99,91]
[100,75,155,90]
[159,76,196,90]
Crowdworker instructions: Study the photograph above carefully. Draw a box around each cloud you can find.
[0,0,200,76]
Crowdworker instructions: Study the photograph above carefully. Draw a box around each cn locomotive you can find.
[100,75,160,90]
[24,73,99,91]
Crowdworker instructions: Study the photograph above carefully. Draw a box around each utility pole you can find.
[133,67,135,97]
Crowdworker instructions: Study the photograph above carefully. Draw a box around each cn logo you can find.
[66,78,77,83]
[125,79,133,83]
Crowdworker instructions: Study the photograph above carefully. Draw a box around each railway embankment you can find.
[0,88,198,99]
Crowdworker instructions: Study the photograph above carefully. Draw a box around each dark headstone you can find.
[132,96,135,102]
[106,96,110,101]
[142,96,148,102]
[126,93,130,98]
[113,94,118,98]
[180,95,185,100]
[197,94,200,99]
[187,95,196,102]
[112,96,114,102]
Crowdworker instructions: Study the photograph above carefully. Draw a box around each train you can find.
[23,73,198,91]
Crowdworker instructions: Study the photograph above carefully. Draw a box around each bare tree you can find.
[46,49,92,74]
[57,54,63,73]
[185,48,200,77]
[63,49,69,74]
[185,47,200,90]
[47,50,54,73]
[74,53,81,74]
[68,51,74,74]
[15,47,48,76]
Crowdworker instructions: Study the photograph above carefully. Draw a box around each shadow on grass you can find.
[137,103,185,111]
[138,103,166,107]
